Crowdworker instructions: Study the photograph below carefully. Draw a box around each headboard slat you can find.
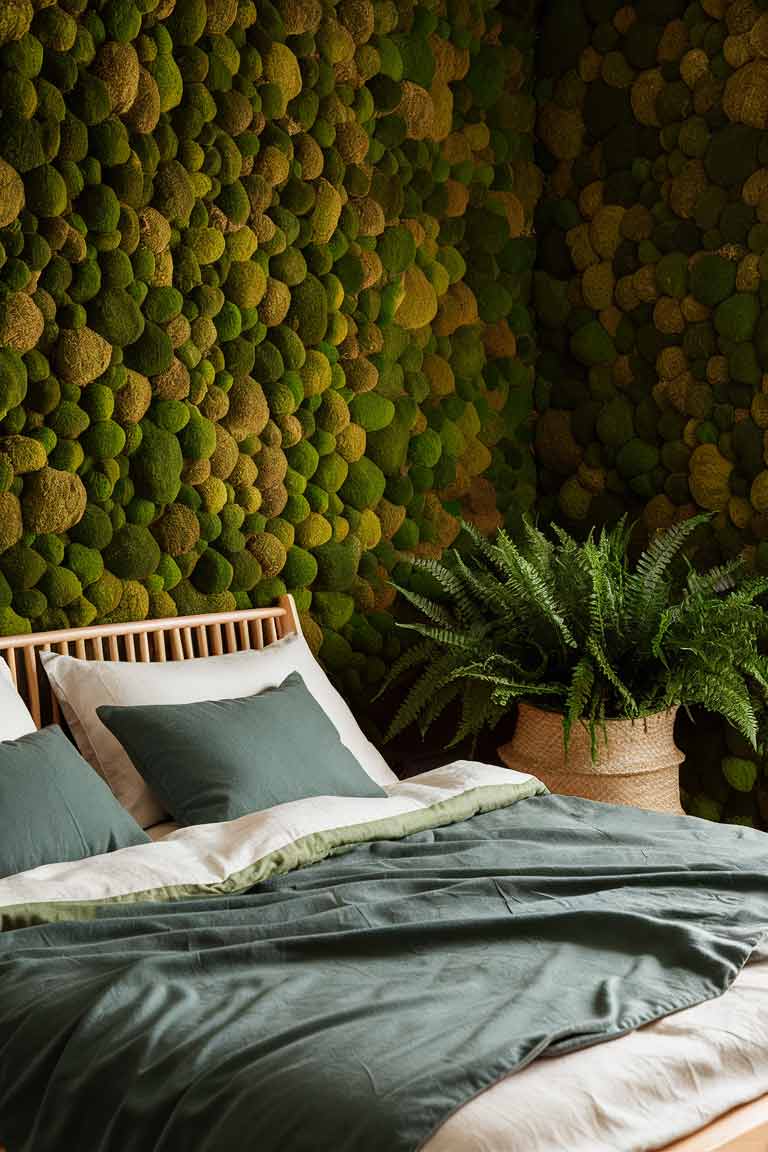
[238,620,249,650]
[23,647,41,729]
[170,630,184,661]
[0,600,298,728]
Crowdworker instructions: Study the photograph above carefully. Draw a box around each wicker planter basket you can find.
[498,702,684,814]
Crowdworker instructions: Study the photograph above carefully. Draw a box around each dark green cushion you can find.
[0,726,150,879]
[97,672,387,825]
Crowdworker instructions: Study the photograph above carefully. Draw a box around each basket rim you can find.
[498,702,682,777]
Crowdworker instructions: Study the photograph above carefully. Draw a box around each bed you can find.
[0,596,767,1152]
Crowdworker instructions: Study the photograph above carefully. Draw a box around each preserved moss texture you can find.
[0,0,539,715]
[533,0,768,829]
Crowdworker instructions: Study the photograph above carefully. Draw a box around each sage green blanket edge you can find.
[0,778,548,930]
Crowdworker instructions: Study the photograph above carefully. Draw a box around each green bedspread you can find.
[1,793,767,1152]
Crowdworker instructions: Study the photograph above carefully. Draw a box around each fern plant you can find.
[378,514,768,758]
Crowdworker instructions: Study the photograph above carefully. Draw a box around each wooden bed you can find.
[0,595,766,1152]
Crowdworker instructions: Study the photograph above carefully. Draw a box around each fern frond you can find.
[385,650,465,740]
[447,679,495,748]
[498,546,577,650]
[687,670,758,748]
[735,655,768,697]
[373,638,435,701]
[625,513,710,636]
[418,682,463,738]
[458,518,498,563]
[388,581,457,628]
[395,621,488,650]
[686,559,742,597]
[651,603,682,660]
[448,666,564,702]
[409,555,484,628]
[520,516,554,576]
[724,576,768,607]
[564,656,595,749]
[453,553,518,620]
[586,635,637,713]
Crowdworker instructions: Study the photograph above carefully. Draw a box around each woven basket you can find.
[498,702,684,814]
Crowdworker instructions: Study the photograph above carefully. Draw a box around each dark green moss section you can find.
[532,0,768,828]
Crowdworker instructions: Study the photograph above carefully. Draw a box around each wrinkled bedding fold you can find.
[0,763,767,1152]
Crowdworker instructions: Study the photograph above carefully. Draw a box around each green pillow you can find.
[97,672,387,825]
[0,726,150,879]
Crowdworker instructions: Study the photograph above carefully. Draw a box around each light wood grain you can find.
[661,1095,768,1151]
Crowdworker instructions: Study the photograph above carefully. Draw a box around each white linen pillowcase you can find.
[40,632,397,827]
[0,657,37,742]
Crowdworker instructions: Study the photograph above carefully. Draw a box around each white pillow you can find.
[0,657,37,742]
[41,632,397,827]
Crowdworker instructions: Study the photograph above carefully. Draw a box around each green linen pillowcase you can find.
[0,726,151,879]
[96,671,387,826]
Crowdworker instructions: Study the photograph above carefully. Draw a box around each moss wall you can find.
[533,0,768,827]
[0,0,538,716]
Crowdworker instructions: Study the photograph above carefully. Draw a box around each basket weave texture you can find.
[498,702,683,814]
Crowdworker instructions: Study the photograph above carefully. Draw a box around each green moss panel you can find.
[0,0,539,716]
[532,0,768,828]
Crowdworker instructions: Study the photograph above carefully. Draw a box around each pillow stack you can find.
[0,628,396,880]
[41,632,397,827]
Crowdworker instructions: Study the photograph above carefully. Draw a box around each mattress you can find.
[428,943,768,1152]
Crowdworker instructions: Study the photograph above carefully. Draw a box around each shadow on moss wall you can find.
[532,0,768,828]
[0,0,538,721]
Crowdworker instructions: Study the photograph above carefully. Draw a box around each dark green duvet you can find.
[1,793,767,1152]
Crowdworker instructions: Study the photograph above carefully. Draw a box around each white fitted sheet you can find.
[427,944,768,1152]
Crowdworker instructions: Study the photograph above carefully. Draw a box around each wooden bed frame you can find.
[0,595,766,1152]
[0,596,299,727]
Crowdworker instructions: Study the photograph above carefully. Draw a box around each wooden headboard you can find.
[0,595,300,729]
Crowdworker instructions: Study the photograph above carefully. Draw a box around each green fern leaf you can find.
[564,656,595,749]
[388,581,457,628]
[386,650,466,740]
[373,638,435,701]
[586,634,637,713]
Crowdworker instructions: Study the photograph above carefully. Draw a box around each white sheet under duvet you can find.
[428,943,768,1152]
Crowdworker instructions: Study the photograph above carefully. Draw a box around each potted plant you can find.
[378,515,768,813]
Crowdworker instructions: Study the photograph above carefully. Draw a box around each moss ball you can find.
[103,523,160,580]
